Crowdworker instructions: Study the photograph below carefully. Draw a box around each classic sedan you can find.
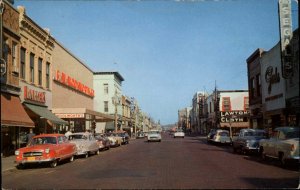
[174,128,185,138]
[211,129,231,145]
[114,132,130,144]
[259,126,299,166]
[147,130,161,142]
[232,129,267,154]
[106,133,122,147]
[68,132,100,158]
[94,133,111,150]
[15,134,77,168]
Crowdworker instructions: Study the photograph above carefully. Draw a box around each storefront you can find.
[19,82,68,134]
[52,40,114,134]
[52,108,114,133]
[1,93,35,156]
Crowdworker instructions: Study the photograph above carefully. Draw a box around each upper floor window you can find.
[12,42,17,67]
[20,48,26,79]
[46,62,50,88]
[244,97,249,111]
[104,101,109,112]
[256,74,261,96]
[38,58,43,86]
[104,83,109,94]
[222,97,231,112]
[30,53,35,83]
[250,77,255,99]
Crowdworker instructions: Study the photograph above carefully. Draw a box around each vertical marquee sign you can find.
[278,0,293,79]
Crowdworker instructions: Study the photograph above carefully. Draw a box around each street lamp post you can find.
[112,93,120,132]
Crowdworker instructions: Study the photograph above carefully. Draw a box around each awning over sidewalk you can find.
[1,94,35,127]
[52,108,114,122]
[24,103,68,125]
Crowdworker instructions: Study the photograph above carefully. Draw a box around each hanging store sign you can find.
[54,70,95,97]
[24,86,46,103]
[278,0,293,79]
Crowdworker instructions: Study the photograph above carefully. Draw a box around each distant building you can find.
[93,71,124,132]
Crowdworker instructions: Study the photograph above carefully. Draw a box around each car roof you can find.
[275,126,300,132]
[33,134,64,138]
[241,129,265,132]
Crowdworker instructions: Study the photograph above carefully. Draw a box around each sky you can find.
[14,0,299,125]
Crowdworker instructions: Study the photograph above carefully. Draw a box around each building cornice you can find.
[17,6,54,49]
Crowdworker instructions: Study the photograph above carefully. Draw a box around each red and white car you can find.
[15,134,77,168]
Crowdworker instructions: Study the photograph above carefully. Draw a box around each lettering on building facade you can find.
[55,113,85,118]
[265,66,280,94]
[278,0,293,79]
[24,86,46,103]
[220,111,250,123]
[54,70,95,97]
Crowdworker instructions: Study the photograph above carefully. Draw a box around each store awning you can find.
[1,94,35,127]
[24,103,68,125]
[52,108,115,122]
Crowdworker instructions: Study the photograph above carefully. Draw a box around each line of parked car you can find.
[14,131,130,169]
[207,126,299,167]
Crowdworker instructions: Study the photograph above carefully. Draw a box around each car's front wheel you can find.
[50,160,58,168]
[69,155,74,162]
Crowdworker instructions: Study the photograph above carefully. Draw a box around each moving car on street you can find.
[147,130,161,142]
[173,128,185,138]
[15,134,77,168]
[136,131,145,139]
[259,126,299,166]
[232,129,267,154]
[68,132,100,158]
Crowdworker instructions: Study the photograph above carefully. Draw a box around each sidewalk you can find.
[1,155,17,172]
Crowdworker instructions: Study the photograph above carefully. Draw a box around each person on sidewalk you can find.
[26,129,35,143]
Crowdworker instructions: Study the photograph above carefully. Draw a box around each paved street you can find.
[2,133,299,189]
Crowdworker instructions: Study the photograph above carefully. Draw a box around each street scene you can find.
[1,0,299,189]
[2,133,299,189]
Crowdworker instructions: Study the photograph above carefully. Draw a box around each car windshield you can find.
[69,134,87,140]
[149,131,160,135]
[29,137,57,145]
[244,131,266,137]
[285,130,300,139]
[219,132,229,136]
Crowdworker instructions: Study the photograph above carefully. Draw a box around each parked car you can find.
[15,134,77,168]
[106,133,122,147]
[94,133,111,150]
[68,132,100,158]
[232,129,267,154]
[174,128,185,138]
[259,126,299,166]
[147,130,161,142]
[136,131,145,139]
[211,129,231,144]
[114,132,130,144]
[207,129,217,143]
